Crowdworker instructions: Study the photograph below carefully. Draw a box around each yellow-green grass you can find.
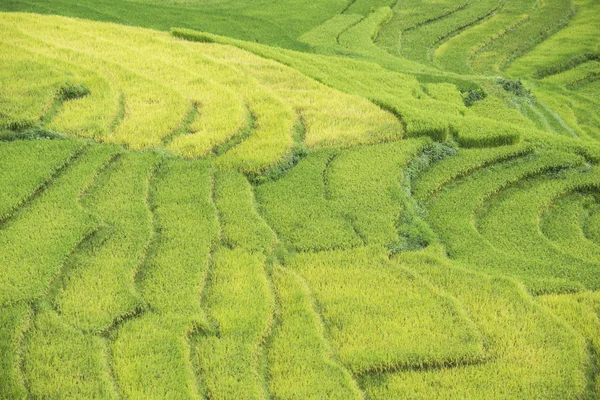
[111,314,202,400]
[54,152,158,333]
[174,29,403,150]
[585,205,600,246]
[471,0,575,75]
[0,13,403,176]
[0,303,31,398]
[111,159,218,400]
[504,0,600,79]
[476,167,600,285]
[139,158,218,321]
[0,143,117,306]
[0,0,351,50]
[425,82,466,106]
[23,305,118,399]
[450,116,523,148]
[299,14,363,50]
[540,193,600,263]
[173,28,548,148]
[376,0,469,57]
[543,60,600,88]
[421,149,596,293]
[538,291,600,397]
[0,140,80,220]
[268,266,364,400]
[214,170,276,253]
[344,0,396,16]
[255,149,362,251]
[434,0,537,74]
[338,7,393,54]
[397,0,502,64]
[288,247,485,374]
[362,250,591,399]
[196,247,274,400]
[326,139,427,246]
[464,95,538,130]
[412,142,534,201]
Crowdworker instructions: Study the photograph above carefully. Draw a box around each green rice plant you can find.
[54,152,158,333]
[541,193,600,263]
[255,150,362,251]
[111,314,203,400]
[530,86,582,138]
[175,28,403,150]
[212,91,295,176]
[338,7,393,51]
[424,150,592,293]
[398,0,502,64]
[425,83,466,107]
[0,140,80,220]
[0,0,349,50]
[362,250,590,399]
[538,291,600,397]
[214,170,276,253]
[475,167,600,288]
[543,61,600,87]
[0,42,70,130]
[139,158,218,320]
[170,29,446,124]
[109,158,219,399]
[327,139,427,246]
[375,98,454,141]
[268,266,363,400]
[0,143,118,306]
[196,247,274,400]
[0,303,31,399]
[23,306,117,399]
[412,143,533,201]
[472,0,575,74]
[167,83,247,159]
[584,206,600,246]
[0,19,185,148]
[344,0,396,16]
[334,7,435,73]
[503,0,600,78]
[466,96,537,129]
[1,14,406,171]
[450,116,523,148]
[433,0,537,74]
[288,247,485,374]
[380,0,470,40]
[402,108,451,141]
[299,14,363,50]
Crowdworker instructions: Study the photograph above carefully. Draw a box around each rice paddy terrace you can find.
[0,0,599,398]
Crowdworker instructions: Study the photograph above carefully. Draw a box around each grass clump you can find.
[498,78,532,97]
[57,82,90,101]
[461,88,486,107]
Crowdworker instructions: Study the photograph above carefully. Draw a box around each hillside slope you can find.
[0,1,599,398]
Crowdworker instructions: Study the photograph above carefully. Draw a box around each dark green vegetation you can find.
[0,0,599,398]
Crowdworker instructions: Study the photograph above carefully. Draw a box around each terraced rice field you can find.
[0,0,599,398]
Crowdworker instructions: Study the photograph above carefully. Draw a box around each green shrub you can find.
[461,88,486,106]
